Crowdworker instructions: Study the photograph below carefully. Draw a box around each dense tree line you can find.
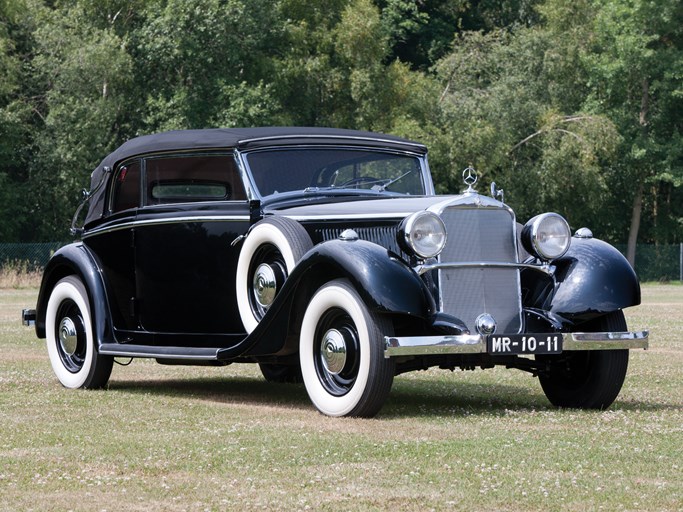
[0,0,681,262]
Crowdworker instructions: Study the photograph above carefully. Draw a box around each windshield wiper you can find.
[303,169,414,195]
[302,186,382,195]
[373,169,413,192]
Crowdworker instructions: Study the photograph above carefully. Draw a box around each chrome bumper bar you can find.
[384,330,649,357]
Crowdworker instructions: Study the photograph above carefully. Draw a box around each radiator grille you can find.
[438,207,522,334]
[316,226,406,258]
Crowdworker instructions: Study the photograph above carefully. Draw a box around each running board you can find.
[99,344,219,360]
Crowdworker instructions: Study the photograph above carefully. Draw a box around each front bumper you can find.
[384,330,649,357]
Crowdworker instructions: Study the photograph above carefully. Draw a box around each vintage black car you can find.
[22,127,648,417]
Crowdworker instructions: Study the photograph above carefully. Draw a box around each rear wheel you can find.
[45,276,113,389]
[299,279,395,417]
[537,310,629,409]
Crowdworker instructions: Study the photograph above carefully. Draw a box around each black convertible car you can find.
[22,127,648,417]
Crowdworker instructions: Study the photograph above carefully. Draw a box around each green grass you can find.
[0,285,681,511]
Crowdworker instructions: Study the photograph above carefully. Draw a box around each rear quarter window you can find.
[110,160,141,213]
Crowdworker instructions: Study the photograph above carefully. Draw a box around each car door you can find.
[83,159,140,336]
[133,152,251,346]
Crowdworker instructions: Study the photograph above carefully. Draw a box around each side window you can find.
[111,160,141,214]
[145,154,246,205]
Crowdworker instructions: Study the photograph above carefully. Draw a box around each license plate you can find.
[487,334,562,355]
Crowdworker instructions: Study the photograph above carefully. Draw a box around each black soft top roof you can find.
[84,127,427,226]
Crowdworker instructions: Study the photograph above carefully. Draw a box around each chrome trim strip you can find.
[99,344,219,360]
[384,330,649,357]
[233,148,259,200]
[83,215,250,238]
[238,134,427,151]
[286,212,414,221]
[415,261,553,276]
[385,335,484,356]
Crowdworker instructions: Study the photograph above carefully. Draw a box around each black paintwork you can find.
[133,204,250,339]
[549,237,641,323]
[35,243,115,346]
[33,130,643,367]
[225,238,437,359]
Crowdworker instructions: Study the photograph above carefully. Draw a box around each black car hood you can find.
[265,195,461,221]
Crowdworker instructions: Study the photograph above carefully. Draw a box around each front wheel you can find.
[299,279,395,417]
[45,276,113,389]
[537,310,629,409]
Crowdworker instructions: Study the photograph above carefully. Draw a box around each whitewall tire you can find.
[45,276,113,389]
[299,279,395,417]
[236,217,312,333]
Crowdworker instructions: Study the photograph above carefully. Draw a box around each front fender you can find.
[549,237,641,323]
[35,243,114,346]
[227,239,435,358]
[293,239,436,317]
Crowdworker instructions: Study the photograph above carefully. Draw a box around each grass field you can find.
[0,284,681,511]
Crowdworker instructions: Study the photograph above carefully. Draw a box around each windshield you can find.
[243,148,426,198]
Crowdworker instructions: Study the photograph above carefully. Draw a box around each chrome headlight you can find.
[521,213,571,261]
[399,211,447,259]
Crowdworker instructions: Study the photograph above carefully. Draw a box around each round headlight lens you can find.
[400,211,447,259]
[522,213,571,261]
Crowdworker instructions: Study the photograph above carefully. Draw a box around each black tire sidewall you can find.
[538,311,629,409]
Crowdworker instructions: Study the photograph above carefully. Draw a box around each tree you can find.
[24,1,135,239]
[577,0,683,263]
[432,27,620,229]
[0,0,36,240]
[133,0,284,131]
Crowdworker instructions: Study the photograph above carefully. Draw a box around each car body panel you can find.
[549,237,641,322]
[28,127,647,419]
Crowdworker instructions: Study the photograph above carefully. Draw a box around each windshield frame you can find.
[236,145,434,202]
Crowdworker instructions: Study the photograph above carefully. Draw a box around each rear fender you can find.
[35,243,114,345]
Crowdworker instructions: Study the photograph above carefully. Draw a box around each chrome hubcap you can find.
[320,329,347,375]
[253,263,277,308]
[59,317,78,356]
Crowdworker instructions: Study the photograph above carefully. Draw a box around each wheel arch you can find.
[548,237,641,324]
[36,243,114,346]
[234,239,436,358]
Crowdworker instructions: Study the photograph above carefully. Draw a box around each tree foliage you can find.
[0,0,680,251]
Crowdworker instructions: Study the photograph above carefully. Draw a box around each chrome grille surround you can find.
[430,196,523,334]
